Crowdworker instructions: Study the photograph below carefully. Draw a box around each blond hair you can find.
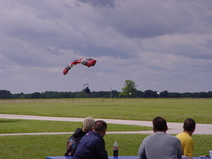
[82,117,95,132]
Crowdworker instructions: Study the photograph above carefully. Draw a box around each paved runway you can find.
[0,114,212,136]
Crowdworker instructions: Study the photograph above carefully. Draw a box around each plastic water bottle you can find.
[113,140,119,157]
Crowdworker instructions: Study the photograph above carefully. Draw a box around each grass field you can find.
[0,118,151,133]
[1,134,211,159]
[0,98,212,158]
[1,98,212,123]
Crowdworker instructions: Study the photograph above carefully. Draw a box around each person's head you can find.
[82,117,95,132]
[183,118,196,133]
[152,117,168,132]
[92,120,107,137]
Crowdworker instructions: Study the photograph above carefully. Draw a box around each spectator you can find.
[73,120,108,159]
[64,117,95,156]
[176,118,196,157]
[138,117,182,159]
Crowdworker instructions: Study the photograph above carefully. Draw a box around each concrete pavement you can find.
[0,114,212,136]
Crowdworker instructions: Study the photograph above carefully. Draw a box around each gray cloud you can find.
[0,0,211,93]
[78,0,115,8]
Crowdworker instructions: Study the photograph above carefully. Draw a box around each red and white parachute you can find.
[63,58,97,75]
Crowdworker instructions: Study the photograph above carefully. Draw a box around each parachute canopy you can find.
[63,58,96,75]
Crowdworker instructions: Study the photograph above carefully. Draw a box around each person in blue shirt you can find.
[64,117,95,156]
[73,120,108,159]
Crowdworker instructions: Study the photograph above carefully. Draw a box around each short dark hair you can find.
[183,118,196,131]
[93,120,107,133]
[153,117,168,131]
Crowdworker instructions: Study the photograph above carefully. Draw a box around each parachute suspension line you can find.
[83,83,89,88]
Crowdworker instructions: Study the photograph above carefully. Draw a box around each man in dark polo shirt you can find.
[73,120,108,159]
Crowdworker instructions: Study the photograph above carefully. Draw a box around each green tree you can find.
[144,90,158,98]
[0,90,12,99]
[160,90,169,98]
[30,92,41,99]
[119,80,137,98]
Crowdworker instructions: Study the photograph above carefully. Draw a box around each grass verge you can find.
[1,98,212,123]
[0,134,211,159]
[0,119,151,133]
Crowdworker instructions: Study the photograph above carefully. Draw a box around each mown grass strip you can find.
[1,98,212,123]
[0,119,151,133]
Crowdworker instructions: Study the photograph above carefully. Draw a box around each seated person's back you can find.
[73,120,108,159]
[138,117,182,159]
[64,117,95,156]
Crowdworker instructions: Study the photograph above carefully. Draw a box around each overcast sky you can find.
[1,0,212,94]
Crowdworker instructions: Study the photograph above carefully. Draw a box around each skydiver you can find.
[84,87,91,94]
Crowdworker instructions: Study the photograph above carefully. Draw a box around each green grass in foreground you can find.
[0,98,212,158]
[0,119,151,133]
[1,98,212,123]
[0,134,211,159]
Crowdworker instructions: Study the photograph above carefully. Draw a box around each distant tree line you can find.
[0,89,212,99]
